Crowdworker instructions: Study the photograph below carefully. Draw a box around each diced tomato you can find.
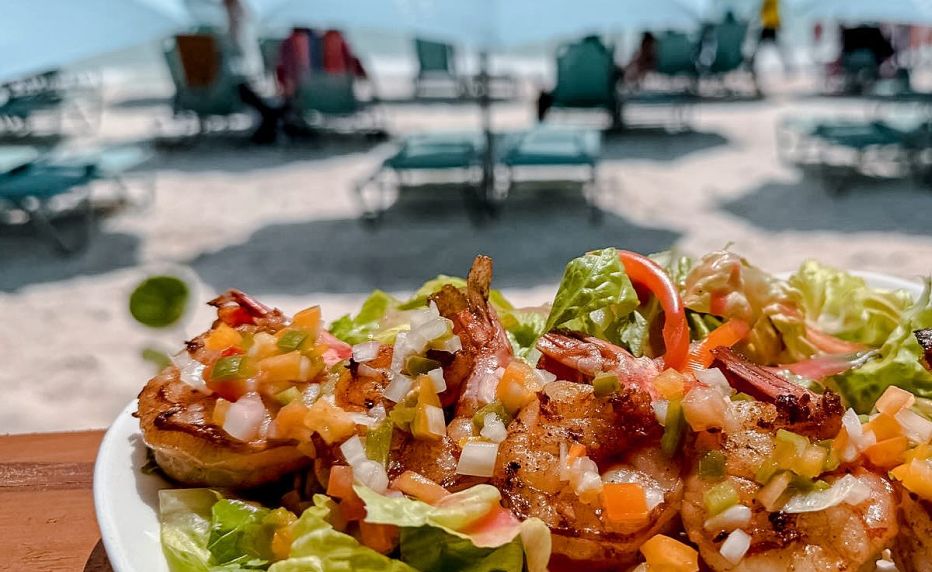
[218,305,255,327]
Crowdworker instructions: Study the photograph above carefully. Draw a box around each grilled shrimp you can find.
[681,349,898,571]
[894,491,932,572]
[482,332,680,569]
[137,290,310,488]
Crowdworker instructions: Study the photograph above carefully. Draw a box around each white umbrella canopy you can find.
[257,0,702,49]
[793,0,932,27]
[0,0,191,83]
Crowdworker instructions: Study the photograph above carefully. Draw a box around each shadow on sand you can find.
[191,188,680,295]
[602,127,729,162]
[721,175,932,235]
[0,225,141,292]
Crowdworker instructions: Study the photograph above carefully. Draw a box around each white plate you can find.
[93,272,925,572]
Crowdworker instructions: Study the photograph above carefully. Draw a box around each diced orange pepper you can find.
[338,495,367,521]
[327,465,356,499]
[865,413,904,442]
[292,306,322,336]
[391,471,451,505]
[305,399,356,444]
[212,398,232,426]
[653,369,687,400]
[204,323,243,351]
[902,458,932,501]
[639,534,700,572]
[688,319,750,370]
[417,375,441,408]
[271,401,311,441]
[865,436,908,469]
[260,351,321,383]
[358,521,399,554]
[876,386,916,416]
[568,443,587,460]
[497,362,536,414]
[602,482,649,525]
[270,527,293,561]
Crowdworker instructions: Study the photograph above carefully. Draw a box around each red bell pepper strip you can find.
[617,250,690,371]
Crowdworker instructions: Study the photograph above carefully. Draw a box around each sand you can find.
[2,64,932,433]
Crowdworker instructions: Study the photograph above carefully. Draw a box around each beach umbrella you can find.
[258,0,701,193]
[0,0,190,83]
[793,0,932,27]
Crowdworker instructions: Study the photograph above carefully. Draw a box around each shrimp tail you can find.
[711,347,843,438]
[916,328,932,371]
[430,256,513,413]
[208,289,284,328]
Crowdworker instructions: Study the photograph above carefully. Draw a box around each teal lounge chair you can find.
[0,145,151,253]
[414,38,468,98]
[354,131,485,222]
[499,126,604,220]
[699,16,753,95]
[163,34,247,135]
[546,37,621,127]
[291,72,384,135]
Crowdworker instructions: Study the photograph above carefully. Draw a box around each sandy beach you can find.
[2,59,932,433]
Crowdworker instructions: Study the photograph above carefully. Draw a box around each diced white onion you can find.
[383,372,414,403]
[696,368,733,396]
[414,317,449,342]
[352,341,382,363]
[432,334,463,353]
[782,474,867,514]
[652,400,669,426]
[340,435,367,466]
[573,470,604,501]
[354,459,389,493]
[558,442,569,481]
[427,368,447,393]
[476,368,503,406]
[896,408,932,445]
[302,383,321,405]
[644,487,665,511]
[222,393,266,442]
[368,404,387,422]
[356,363,382,379]
[349,412,378,428]
[720,529,751,565]
[704,504,752,532]
[456,441,499,477]
[533,368,557,388]
[842,408,865,446]
[390,332,411,371]
[298,356,312,380]
[172,351,209,392]
[422,404,447,437]
[480,413,508,443]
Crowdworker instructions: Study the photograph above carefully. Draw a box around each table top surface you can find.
[0,430,112,572]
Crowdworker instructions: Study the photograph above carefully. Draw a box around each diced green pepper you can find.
[212,356,244,380]
[366,420,393,466]
[274,386,302,406]
[703,481,739,516]
[699,450,727,480]
[277,330,309,352]
[661,400,685,457]
[592,372,620,397]
[404,355,442,377]
[818,439,841,471]
[472,401,513,431]
[755,458,779,484]
[731,392,755,402]
[389,402,418,432]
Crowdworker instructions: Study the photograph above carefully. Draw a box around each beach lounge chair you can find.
[291,72,384,135]
[0,145,151,253]
[545,37,621,127]
[499,126,604,220]
[414,38,468,98]
[699,17,753,95]
[654,32,699,84]
[163,34,247,134]
[354,131,486,222]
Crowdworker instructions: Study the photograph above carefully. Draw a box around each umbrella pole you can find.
[478,50,494,211]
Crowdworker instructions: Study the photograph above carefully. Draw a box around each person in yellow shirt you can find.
[760,0,781,42]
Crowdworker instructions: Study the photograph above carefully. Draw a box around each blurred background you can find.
[2,0,932,433]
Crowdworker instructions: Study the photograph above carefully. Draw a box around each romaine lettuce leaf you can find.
[399,526,524,572]
[789,260,912,347]
[269,495,415,572]
[355,484,551,572]
[543,248,639,346]
[160,490,280,571]
[329,290,400,345]
[832,280,932,412]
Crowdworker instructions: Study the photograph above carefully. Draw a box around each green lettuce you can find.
[789,260,912,347]
[159,490,286,571]
[329,290,401,345]
[269,495,415,572]
[832,280,932,412]
[399,526,524,572]
[543,248,639,346]
[355,484,550,572]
